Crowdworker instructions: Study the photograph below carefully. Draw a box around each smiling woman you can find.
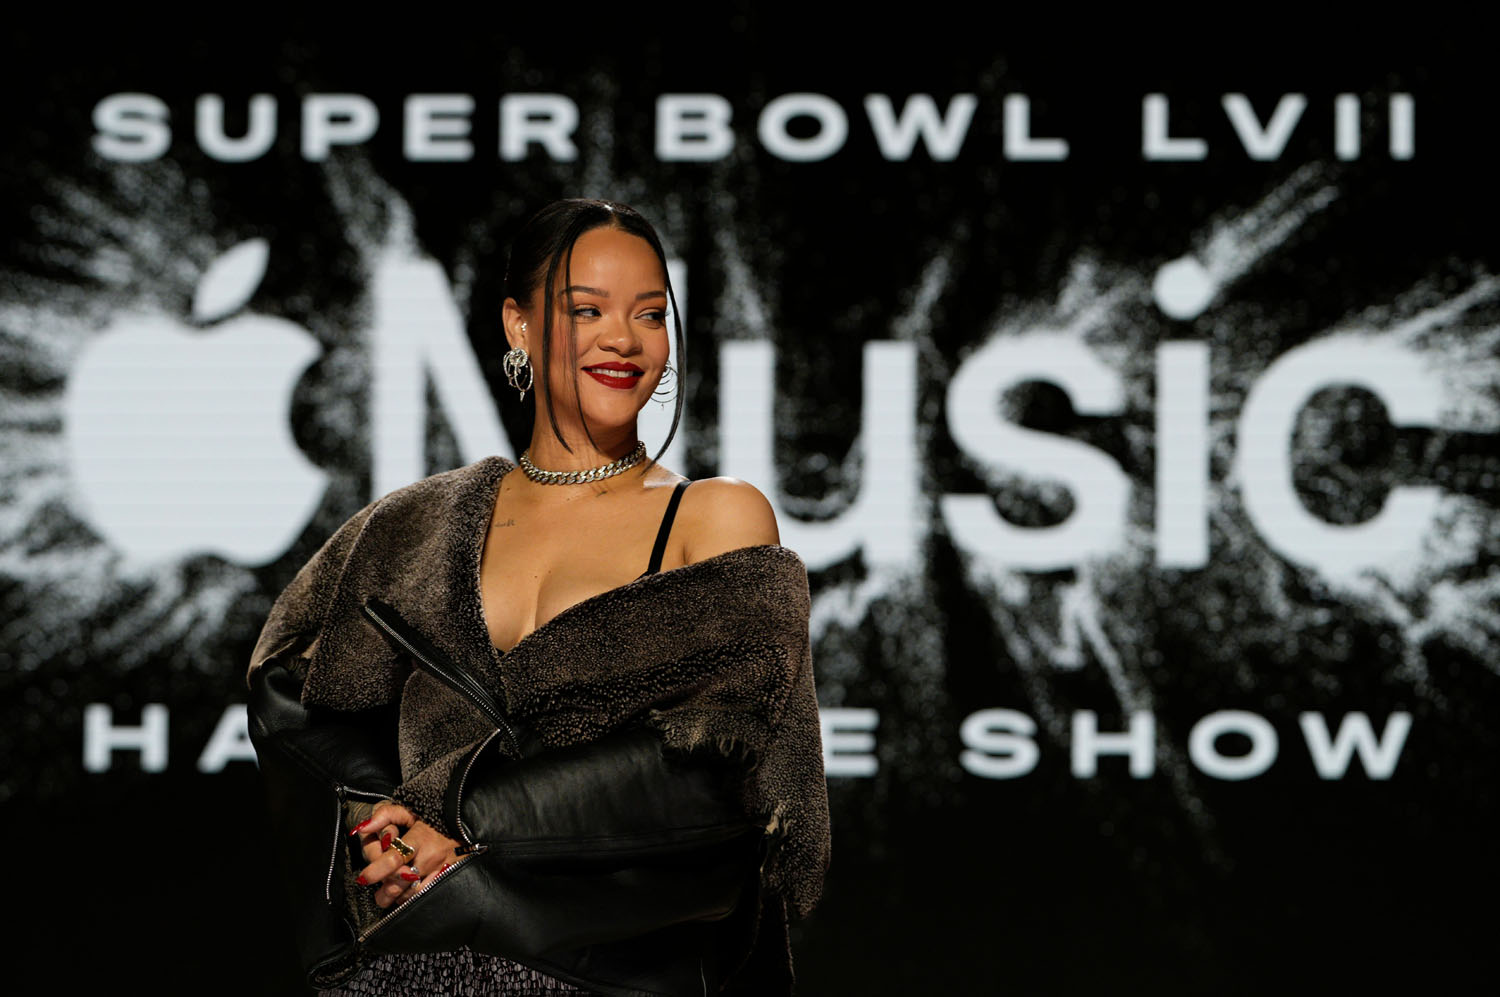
[247,199,830,997]
[502,202,683,465]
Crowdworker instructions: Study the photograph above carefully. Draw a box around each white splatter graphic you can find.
[0,164,263,672]
[938,165,1498,863]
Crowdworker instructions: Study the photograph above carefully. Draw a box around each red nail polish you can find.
[400,871,419,882]
[350,818,372,836]
[441,863,451,873]
[356,874,368,885]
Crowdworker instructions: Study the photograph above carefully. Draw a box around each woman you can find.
[247,199,830,996]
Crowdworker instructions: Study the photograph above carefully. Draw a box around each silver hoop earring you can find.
[653,363,677,406]
[503,347,533,402]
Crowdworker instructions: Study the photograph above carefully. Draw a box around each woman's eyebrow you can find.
[559,286,667,301]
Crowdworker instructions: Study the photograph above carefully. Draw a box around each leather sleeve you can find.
[249,658,402,795]
[247,657,402,988]
[445,726,758,852]
[400,727,770,992]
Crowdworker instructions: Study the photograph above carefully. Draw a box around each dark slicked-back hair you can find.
[503,198,684,464]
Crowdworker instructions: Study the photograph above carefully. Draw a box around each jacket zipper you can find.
[452,728,503,852]
[323,795,342,903]
[360,600,521,756]
[355,852,475,944]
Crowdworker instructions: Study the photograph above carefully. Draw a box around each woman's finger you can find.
[351,803,417,866]
[366,856,419,909]
[356,846,415,887]
[412,860,455,896]
[356,836,425,900]
[359,835,384,865]
[389,859,451,907]
[374,871,418,909]
[351,802,415,840]
[379,843,452,907]
[380,822,452,877]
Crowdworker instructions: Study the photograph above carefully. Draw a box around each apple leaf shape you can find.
[192,238,270,324]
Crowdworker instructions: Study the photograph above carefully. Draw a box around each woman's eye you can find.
[639,310,667,324]
[572,305,601,318]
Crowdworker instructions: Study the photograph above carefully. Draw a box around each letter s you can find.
[93,93,171,162]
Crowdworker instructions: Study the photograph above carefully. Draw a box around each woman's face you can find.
[512,225,671,445]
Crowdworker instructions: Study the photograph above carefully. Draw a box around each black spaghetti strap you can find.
[645,480,691,576]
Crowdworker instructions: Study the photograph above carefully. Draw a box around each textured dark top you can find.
[320,947,583,996]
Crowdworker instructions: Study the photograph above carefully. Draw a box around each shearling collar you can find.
[290,456,807,729]
[297,455,510,713]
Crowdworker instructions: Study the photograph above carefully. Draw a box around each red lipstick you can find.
[582,361,644,390]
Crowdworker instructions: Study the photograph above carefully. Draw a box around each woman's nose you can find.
[596,313,641,353]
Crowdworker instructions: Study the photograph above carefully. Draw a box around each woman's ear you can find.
[502,298,530,352]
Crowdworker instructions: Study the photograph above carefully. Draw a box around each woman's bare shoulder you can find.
[679,476,780,563]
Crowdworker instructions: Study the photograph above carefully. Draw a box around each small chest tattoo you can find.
[491,518,517,529]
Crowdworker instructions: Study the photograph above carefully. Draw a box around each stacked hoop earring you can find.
[503,347,532,401]
[653,363,677,406]
[504,321,534,402]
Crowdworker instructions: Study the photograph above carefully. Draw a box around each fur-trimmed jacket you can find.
[247,456,830,993]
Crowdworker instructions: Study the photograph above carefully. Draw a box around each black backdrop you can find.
[2,24,1495,995]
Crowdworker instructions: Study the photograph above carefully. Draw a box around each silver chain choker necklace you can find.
[518,441,648,485]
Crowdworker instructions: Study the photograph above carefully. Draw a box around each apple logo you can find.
[63,238,328,565]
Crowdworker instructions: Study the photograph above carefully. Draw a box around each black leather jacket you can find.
[248,600,769,996]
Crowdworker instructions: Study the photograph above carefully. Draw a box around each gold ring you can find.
[388,835,416,862]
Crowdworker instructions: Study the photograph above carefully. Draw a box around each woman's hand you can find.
[350,803,462,909]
